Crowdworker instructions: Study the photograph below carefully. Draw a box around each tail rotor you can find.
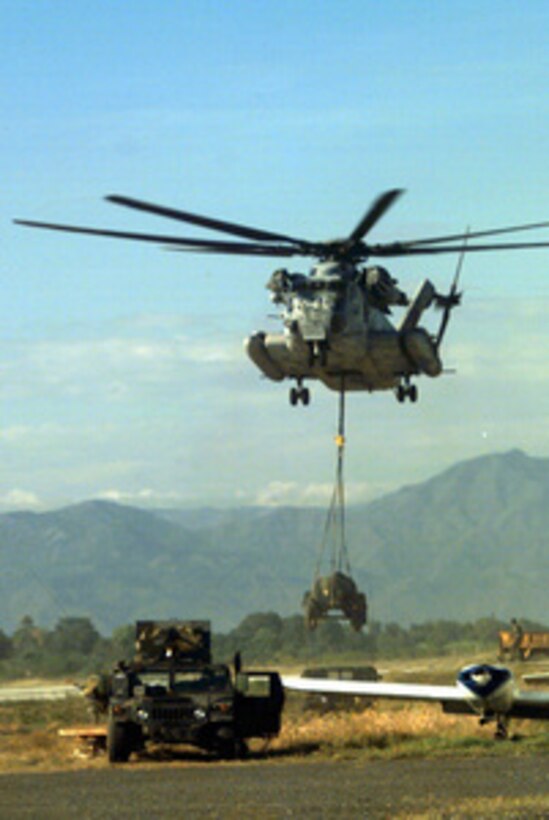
[434,228,467,349]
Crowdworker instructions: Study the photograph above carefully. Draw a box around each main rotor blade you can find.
[397,220,549,248]
[13,219,301,256]
[346,189,405,245]
[106,194,309,246]
[167,244,303,257]
[451,228,469,288]
[369,240,549,257]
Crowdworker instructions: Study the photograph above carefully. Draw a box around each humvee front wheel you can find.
[216,737,248,760]
[107,719,132,763]
[234,738,249,759]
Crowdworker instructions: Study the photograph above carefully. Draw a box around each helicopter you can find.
[14,189,549,405]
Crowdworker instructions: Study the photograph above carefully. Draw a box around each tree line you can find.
[0,612,545,680]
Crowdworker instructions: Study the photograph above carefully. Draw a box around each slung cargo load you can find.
[303,571,367,632]
[303,388,368,631]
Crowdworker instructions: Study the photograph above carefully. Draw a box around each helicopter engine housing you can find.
[400,328,442,377]
[245,332,285,381]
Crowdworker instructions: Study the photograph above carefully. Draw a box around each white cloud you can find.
[26,334,240,372]
[95,487,188,507]
[0,489,43,510]
[449,332,549,383]
[253,479,388,507]
[2,295,548,513]
[0,426,35,444]
[1,332,244,403]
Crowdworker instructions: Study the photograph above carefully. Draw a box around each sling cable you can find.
[303,382,367,631]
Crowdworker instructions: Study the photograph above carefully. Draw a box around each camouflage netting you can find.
[134,620,211,665]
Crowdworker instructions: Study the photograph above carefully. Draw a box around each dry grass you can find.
[0,696,105,772]
[273,650,549,762]
[0,728,85,772]
[397,795,549,818]
[274,698,549,760]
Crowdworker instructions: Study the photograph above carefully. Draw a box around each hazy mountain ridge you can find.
[1,450,548,632]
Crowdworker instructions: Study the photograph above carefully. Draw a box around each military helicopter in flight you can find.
[15,189,549,405]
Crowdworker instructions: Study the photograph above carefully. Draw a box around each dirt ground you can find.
[1,754,548,818]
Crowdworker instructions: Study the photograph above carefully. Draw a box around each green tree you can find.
[0,629,12,660]
[12,615,45,661]
[47,617,100,655]
[280,615,307,655]
[315,619,346,651]
[233,612,283,642]
[110,623,135,662]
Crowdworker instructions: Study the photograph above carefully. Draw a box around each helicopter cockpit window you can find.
[267,270,310,301]
[267,269,290,291]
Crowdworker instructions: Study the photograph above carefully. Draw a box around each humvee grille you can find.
[151,703,194,722]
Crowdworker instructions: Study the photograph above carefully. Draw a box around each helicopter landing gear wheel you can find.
[289,383,310,406]
[395,381,418,403]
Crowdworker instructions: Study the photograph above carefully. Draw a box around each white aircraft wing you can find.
[509,690,549,720]
[282,675,470,708]
[283,670,549,721]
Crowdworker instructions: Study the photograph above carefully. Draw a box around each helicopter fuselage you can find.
[245,261,442,404]
[21,187,545,407]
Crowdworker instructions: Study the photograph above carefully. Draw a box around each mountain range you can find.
[1,449,548,633]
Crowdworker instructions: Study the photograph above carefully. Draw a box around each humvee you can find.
[106,620,284,762]
[303,571,367,631]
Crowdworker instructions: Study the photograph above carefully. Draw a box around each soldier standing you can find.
[510,618,524,659]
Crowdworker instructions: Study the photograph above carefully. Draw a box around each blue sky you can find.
[1,0,548,510]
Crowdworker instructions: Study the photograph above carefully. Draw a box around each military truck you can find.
[106,620,284,762]
[498,628,549,661]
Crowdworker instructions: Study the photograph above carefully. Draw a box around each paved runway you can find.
[1,755,548,818]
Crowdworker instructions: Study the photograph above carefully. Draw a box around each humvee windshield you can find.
[136,671,169,694]
[135,666,230,695]
[173,667,230,693]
